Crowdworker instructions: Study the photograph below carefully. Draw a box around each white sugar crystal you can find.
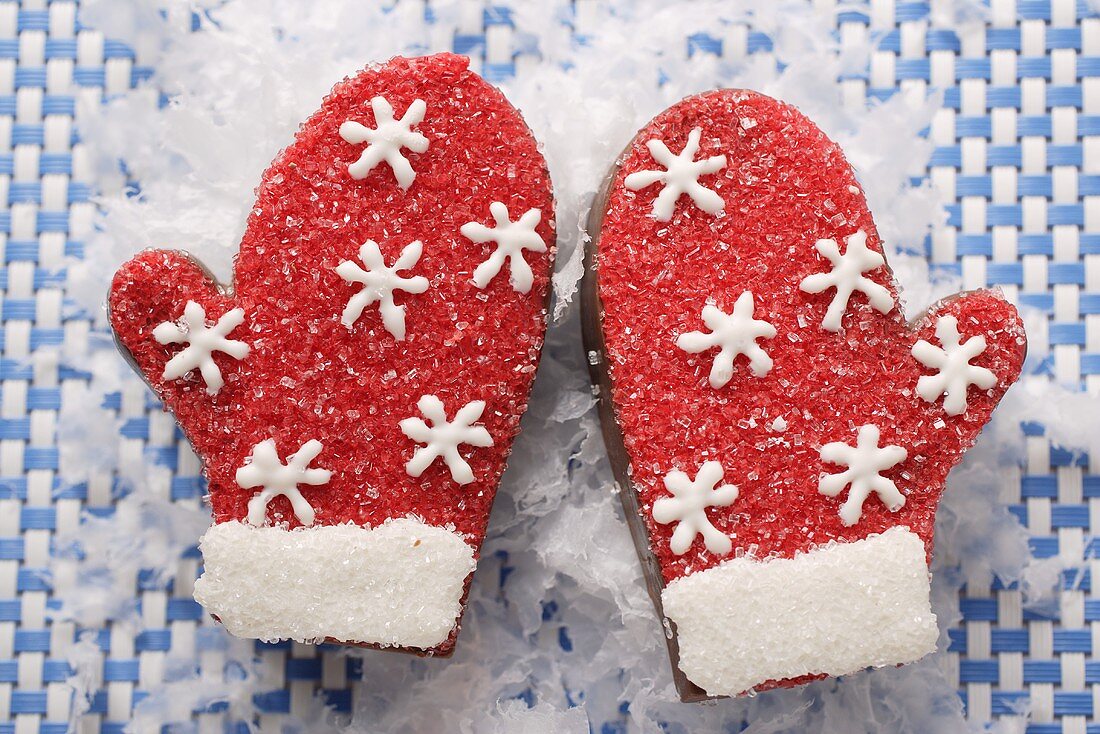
[662,527,938,696]
[194,519,476,649]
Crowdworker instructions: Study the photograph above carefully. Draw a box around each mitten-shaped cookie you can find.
[582,90,1025,699]
[109,54,554,654]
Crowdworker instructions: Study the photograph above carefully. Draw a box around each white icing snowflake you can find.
[237,439,333,527]
[818,424,908,527]
[652,461,739,556]
[676,291,777,389]
[400,395,494,485]
[460,202,547,293]
[339,96,429,190]
[911,315,998,416]
[799,229,894,332]
[335,239,429,340]
[152,300,249,396]
[623,127,727,222]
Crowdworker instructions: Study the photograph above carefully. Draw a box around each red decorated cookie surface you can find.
[109,54,554,542]
[596,90,1025,584]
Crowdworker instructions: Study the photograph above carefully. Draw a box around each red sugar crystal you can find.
[109,54,554,653]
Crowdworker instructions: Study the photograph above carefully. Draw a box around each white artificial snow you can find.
[662,527,938,697]
[63,632,105,728]
[480,699,591,734]
[125,636,270,731]
[54,0,1098,731]
[193,519,477,648]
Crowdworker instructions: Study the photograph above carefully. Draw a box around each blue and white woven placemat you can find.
[1,0,1097,731]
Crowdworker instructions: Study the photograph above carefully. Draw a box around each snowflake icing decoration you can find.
[653,461,739,556]
[799,229,894,332]
[624,127,727,221]
[152,300,249,396]
[335,239,429,340]
[237,439,333,527]
[460,202,547,294]
[911,315,998,416]
[818,424,908,527]
[400,395,494,485]
[339,96,429,190]
[676,291,777,389]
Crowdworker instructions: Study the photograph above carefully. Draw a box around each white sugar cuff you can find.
[661,526,938,697]
[193,518,477,649]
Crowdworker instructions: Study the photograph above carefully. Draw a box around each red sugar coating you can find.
[596,90,1026,585]
[109,54,555,650]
